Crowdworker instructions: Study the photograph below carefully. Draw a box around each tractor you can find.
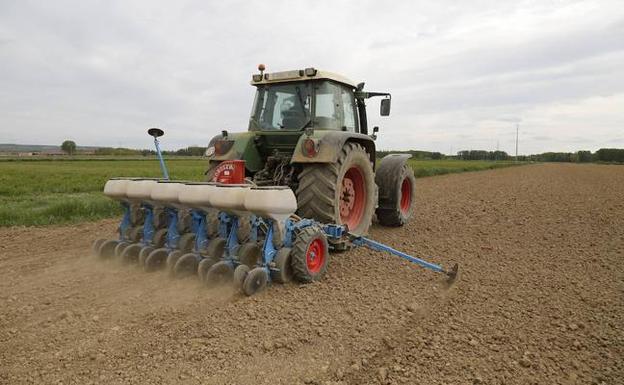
[204,65,416,236]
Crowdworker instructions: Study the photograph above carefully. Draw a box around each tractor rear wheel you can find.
[376,163,416,226]
[296,142,375,235]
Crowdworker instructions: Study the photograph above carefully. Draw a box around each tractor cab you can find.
[249,66,391,135]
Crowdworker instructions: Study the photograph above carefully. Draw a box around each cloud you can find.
[0,0,623,154]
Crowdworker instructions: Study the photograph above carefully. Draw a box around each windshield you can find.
[249,83,311,130]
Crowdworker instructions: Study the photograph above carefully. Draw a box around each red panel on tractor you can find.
[213,160,245,184]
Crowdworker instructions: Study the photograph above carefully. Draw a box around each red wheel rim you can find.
[400,178,412,214]
[340,167,366,230]
[306,238,325,274]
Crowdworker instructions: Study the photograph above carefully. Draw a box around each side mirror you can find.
[380,98,391,116]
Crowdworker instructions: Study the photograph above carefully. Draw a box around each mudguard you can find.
[206,132,263,172]
[376,153,411,208]
[290,131,376,167]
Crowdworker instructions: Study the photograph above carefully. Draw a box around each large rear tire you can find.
[296,142,375,236]
[376,162,416,227]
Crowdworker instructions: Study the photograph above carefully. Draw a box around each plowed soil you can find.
[1,163,622,385]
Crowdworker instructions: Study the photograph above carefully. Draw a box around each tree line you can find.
[61,138,624,163]
[517,149,624,163]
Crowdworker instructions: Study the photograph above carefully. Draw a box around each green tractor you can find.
[205,65,416,236]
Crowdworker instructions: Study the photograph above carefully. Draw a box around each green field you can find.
[407,159,519,177]
[0,158,520,226]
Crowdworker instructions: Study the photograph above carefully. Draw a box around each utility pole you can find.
[515,123,519,162]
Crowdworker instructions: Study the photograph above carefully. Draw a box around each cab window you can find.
[313,81,357,131]
[249,83,311,130]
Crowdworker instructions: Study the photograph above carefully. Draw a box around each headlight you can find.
[205,146,215,157]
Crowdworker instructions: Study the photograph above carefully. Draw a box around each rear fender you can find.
[291,131,376,168]
[375,154,411,209]
[206,132,263,172]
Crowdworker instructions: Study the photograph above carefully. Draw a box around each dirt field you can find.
[1,163,622,385]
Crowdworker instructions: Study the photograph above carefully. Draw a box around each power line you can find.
[515,123,519,162]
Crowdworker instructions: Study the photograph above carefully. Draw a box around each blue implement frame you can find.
[152,135,169,180]
[141,204,156,245]
[164,207,180,249]
[191,210,210,255]
[118,202,133,241]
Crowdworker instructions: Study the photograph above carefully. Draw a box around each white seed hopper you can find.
[208,184,251,214]
[178,183,219,211]
[125,179,160,205]
[151,181,187,209]
[103,178,131,202]
[244,186,297,224]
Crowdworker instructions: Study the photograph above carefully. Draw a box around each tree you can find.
[61,140,77,155]
[596,148,624,163]
[576,151,592,163]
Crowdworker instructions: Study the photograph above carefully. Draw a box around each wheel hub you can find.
[339,167,366,230]
[340,178,356,216]
[306,238,325,273]
[400,178,412,214]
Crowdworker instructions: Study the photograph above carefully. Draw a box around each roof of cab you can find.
[250,68,358,89]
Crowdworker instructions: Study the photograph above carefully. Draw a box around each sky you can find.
[0,0,623,155]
